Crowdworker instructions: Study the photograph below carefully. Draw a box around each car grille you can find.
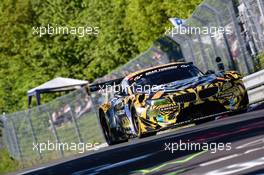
[199,87,219,99]
[173,93,197,103]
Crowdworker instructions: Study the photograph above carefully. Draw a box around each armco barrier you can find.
[243,69,264,90]
[247,86,264,104]
[243,70,264,104]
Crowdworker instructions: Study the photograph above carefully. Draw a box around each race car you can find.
[94,62,249,145]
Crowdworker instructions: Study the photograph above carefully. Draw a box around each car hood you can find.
[150,74,220,93]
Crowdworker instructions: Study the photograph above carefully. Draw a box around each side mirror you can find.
[205,70,215,75]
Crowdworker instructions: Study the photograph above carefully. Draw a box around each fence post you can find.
[195,31,210,71]
[242,0,264,52]
[200,4,235,70]
[85,87,106,143]
[3,116,16,159]
[257,0,264,19]
[27,111,42,160]
[192,15,222,71]
[10,117,24,165]
[169,34,197,65]
[69,106,83,143]
[0,114,4,150]
[47,112,64,158]
[224,0,254,73]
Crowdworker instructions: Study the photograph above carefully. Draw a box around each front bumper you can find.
[137,80,248,133]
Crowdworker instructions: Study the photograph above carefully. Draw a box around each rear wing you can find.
[87,77,124,93]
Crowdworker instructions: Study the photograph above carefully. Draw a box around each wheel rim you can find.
[132,107,140,135]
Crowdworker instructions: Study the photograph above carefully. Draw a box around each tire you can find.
[226,93,249,116]
[99,112,127,145]
[240,92,249,110]
[130,106,156,138]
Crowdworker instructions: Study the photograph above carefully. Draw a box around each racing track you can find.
[18,105,264,175]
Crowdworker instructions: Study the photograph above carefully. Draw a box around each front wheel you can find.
[99,112,127,145]
[130,106,156,138]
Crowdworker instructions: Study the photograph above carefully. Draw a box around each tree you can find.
[0,0,202,113]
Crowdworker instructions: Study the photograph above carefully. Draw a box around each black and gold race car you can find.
[94,62,249,145]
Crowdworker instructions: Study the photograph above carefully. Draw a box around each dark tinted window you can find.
[130,64,203,87]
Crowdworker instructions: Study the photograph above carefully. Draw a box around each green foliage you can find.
[255,52,264,71]
[0,149,21,174]
[0,0,202,113]
[125,0,203,52]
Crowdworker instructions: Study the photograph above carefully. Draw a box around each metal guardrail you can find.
[243,69,264,90]
[243,70,264,104]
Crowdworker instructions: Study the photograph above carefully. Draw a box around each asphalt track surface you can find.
[18,105,264,175]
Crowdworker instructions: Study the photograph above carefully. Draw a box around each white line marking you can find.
[236,138,264,149]
[245,146,264,154]
[72,164,111,175]
[95,153,155,172]
[205,157,264,175]
[18,166,47,175]
[200,154,239,167]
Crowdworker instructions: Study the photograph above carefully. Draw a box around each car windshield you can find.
[128,64,203,93]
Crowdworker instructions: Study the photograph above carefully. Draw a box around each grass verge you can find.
[0,148,21,175]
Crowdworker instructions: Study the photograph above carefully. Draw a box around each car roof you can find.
[124,62,193,80]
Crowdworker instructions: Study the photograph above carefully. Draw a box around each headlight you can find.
[146,98,169,106]
[146,98,178,118]
[147,108,160,118]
